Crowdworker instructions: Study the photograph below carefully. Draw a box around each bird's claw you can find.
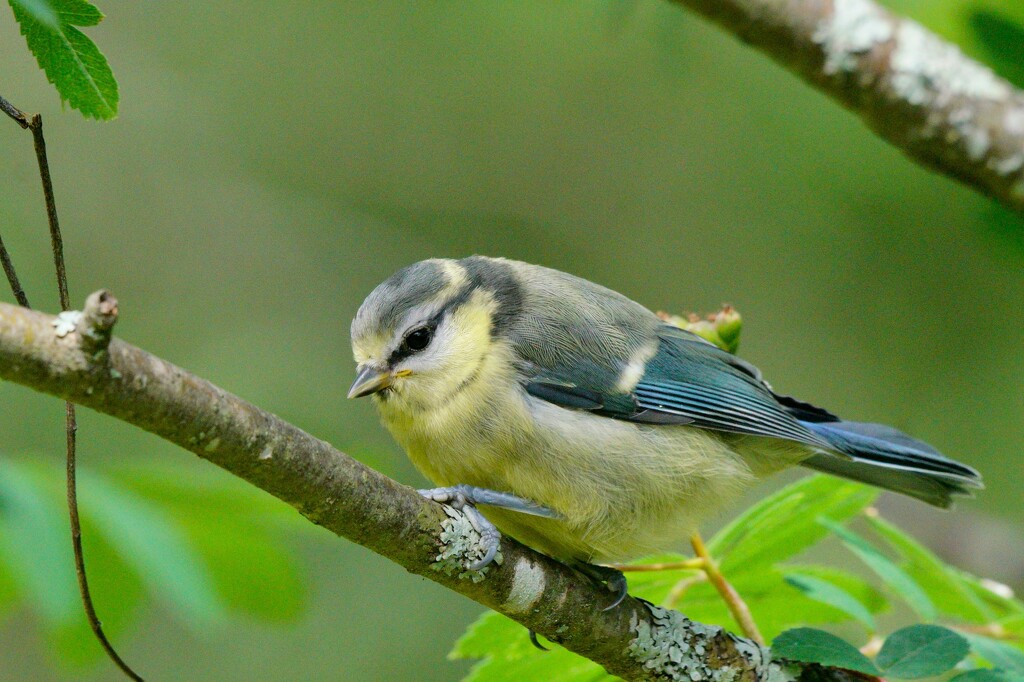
[602,570,629,611]
[528,629,549,651]
[574,562,629,611]
[419,486,501,571]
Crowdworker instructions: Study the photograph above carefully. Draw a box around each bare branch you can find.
[669,0,1024,213]
[0,294,864,681]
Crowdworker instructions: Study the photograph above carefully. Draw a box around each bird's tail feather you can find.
[798,420,983,508]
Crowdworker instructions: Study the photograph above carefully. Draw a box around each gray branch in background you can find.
[670,0,1024,213]
[0,293,871,681]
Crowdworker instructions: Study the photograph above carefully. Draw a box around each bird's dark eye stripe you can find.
[388,312,446,364]
[403,326,433,352]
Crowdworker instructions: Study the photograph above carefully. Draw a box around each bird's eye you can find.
[402,326,434,353]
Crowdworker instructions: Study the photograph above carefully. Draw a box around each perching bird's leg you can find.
[418,485,560,571]
[572,562,629,612]
[689,532,764,644]
[419,485,561,518]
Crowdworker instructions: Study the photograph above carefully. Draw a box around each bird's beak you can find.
[347,364,394,399]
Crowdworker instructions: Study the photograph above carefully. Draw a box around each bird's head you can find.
[349,257,521,409]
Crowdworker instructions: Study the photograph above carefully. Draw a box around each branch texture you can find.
[0,294,859,681]
[670,0,1024,213]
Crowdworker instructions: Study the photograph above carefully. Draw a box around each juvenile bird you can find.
[349,256,981,604]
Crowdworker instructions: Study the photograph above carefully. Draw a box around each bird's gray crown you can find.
[352,259,450,341]
[351,256,525,352]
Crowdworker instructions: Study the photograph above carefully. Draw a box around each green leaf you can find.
[108,461,308,620]
[866,513,996,622]
[1000,614,1024,640]
[451,611,608,682]
[9,0,57,27]
[105,459,302,528]
[968,10,1024,89]
[8,0,119,119]
[783,573,875,631]
[964,579,1024,621]
[820,518,937,621]
[179,514,306,621]
[0,543,18,619]
[876,624,970,679]
[949,670,1017,682]
[614,477,882,640]
[47,512,145,667]
[772,627,881,676]
[962,633,1024,676]
[0,458,79,625]
[710,475,878,573]
[76,468,227,625]
[615,559,887,641]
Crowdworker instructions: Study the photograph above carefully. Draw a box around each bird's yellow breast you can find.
[377,339,532,488]
[375,339,774,562]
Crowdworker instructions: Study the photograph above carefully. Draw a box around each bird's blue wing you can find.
[523,325,830,449]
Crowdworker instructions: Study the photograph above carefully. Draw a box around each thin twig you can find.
[27,115,70,310]
[612,558,706,572]
[0,94,30,128]
[2,96,143,681]
[664,573,707,609]
[63,401,141,681]
[690,532,765,645]
[0,233,30,307]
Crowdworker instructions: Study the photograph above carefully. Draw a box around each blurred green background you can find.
[1,1,1022,680]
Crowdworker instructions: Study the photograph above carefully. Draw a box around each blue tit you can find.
[348,256,981,593]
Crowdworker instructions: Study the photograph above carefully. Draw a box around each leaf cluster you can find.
[7,0,118,119]
[0,455,310,669]
[451,475,1024,681]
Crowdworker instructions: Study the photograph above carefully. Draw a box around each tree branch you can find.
[669,0,1024,213]
[0,293,861,681]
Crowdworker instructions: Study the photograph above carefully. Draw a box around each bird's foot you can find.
[573,562,629,611]
[420,486,502,571]
[419,484,561,571]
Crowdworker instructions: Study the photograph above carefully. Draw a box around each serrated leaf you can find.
[463,648,604,682]
[8,0,118,119]
[866,513,996,622]
[877,624,970,679]
[451,611,608,682]
[772,627,881,676]
[612,477,882,640]
[820,518,937,621]
[782,565,889,615]
[614,562,872,641]
[783,573,876,631]
[450,611,537,661]
[710,475,878,572]
[9,0,57,27]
